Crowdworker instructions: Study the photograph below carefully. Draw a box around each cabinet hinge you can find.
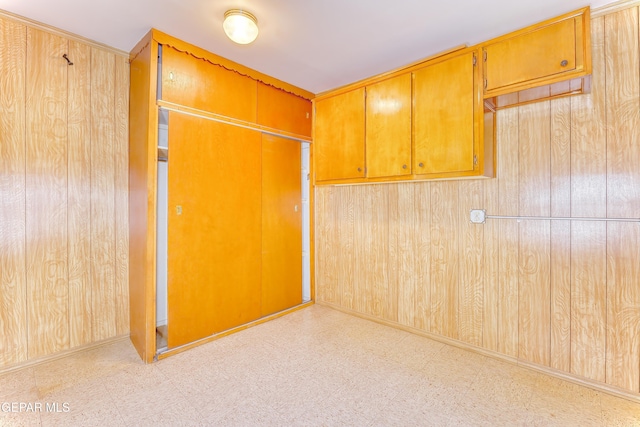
[484,79,488,89]
[483,50,487,62]
[473,55,477,66]
[473,155,478,167]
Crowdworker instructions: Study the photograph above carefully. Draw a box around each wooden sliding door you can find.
[167,112,262,348]
[261,134,302,316]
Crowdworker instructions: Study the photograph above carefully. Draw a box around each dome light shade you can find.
[223,9,259,45]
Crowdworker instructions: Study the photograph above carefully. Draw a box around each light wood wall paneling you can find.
[67,40,92,348]
[392,184,416,327]
[430,181,459,339]
[90,47,117,342]
[317,187,340,304]
[604,6,640,392]
[517,101,551,366]
[606,222,640,392]
[550,97,572,372]
[338,187,356,310]
[366,186,394,321]
[518,220,551,366]
[482,176,500,353]
[571,17,607,219]
[496,108,519,358]
[25,28,69,359]
[606,7,640,219]
[114,55,130,336]
[458,181,484,346]
[0,18,28,366]
[571,221,607,382]
[413,182,432,331]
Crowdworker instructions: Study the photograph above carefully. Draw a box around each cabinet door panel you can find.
[167,112,262,348]
[414,52,475,175]
[366,74,412,178]
[161,46,257,122]
[257,83,311,137]
[314,88,365,181]
[262,134,302,316]
[485,18,576,92]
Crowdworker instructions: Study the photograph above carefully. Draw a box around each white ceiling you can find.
[0,0,616,94]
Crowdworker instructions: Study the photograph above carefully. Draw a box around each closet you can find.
[129,29,313,361]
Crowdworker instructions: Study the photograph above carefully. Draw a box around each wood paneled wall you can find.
[0,14,129,369]
[315,6,640,395]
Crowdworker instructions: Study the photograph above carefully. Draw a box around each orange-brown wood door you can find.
[413,51,476,175]
[167,112,262,348]
[261,134,302,316]
[314,88,365,181]
[365,73,412,178]
[484,18,577,92]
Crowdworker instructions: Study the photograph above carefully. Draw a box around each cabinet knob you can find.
[418,162,424,168]
[357,167,362,172]
[560,59,568,67]
[402,164,407,169]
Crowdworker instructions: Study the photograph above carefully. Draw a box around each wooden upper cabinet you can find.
[257,83,312,137]
[160,45,257,123]
[413,51,478,177]
[365,74,412,178]
[314,88,365,182]
[483,7,590,97]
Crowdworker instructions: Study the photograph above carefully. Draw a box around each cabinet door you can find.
[413,51,476,175]
[314,88,365,181]
[167,112,262,349]
[257,83,312,137]
[366,74,412,178]
[484,18,577,93]
[262,134,302,316]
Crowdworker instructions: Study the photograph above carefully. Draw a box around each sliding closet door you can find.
[167,112,261,348]
[261,134,302,316]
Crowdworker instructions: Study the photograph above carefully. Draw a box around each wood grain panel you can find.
[518,221,551,366]
[167,113,262,347]
[496,108,519,357]
[0,18,27,366]
[90,47,117,342]
[25,28,69,359]
[605,7,640,219]
[353,186,369,314]
[261,134,302,316]
[392,184,415,327]
[413,182,431,331]
[571,221,606,382]
[458,181,484,346]
[368,186,394,321]
[550,221,571,371]
[571,16,607,218]
[482,176,499,352]
[430,181,459,339]
[315,187,339,304]
[67,40,92,348]
[366,74,412,178]
[518,102,551,217]
[606,222,640,392]
[161,46,258,123]
[256,82,311,137]
[549,97,572,371]
[114,55,130,336]
[338,187,356,310]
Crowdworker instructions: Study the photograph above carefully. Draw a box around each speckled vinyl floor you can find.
[1,305,639,426]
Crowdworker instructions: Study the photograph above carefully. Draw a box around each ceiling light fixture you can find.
[223,9,259,45]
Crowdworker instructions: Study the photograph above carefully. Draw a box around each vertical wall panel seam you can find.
[22,24,29,363]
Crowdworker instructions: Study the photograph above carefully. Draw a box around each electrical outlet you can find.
[470,209,486,224]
